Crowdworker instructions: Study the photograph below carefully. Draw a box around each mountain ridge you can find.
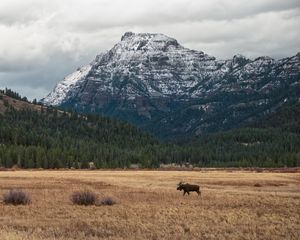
[42,32,300,137]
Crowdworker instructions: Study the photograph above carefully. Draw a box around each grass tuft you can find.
[3,189,31,205]
[70,190,97,206]
[100,197,117,206]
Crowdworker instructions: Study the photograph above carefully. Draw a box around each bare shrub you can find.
[70,190,97,206]
[100,197,117,206]
[3,189,31,205]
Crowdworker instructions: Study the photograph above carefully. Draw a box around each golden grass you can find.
[0,170,299,240]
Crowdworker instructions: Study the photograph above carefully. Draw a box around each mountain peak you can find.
[232,54,249,66]
[121,32,176,41]
[121,32,135,41]
[117,32,181,52]
[254,56,274,61]
[233,54,247,60]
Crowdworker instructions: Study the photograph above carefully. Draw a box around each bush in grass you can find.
[70,190,97,206]
[100,197,117,206]
[3,189,31,205]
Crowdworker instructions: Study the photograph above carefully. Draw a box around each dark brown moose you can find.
[177,181,201,196]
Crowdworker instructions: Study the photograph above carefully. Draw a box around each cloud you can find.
[0,0,299,100]
[1,0,299,28]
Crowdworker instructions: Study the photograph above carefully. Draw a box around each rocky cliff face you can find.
[43,32,300,137]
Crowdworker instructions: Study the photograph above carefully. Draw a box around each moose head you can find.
[177,181,184,190]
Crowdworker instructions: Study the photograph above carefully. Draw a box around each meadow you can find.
[0,170,299,240]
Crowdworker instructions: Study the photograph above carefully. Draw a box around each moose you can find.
[177,181,201,196]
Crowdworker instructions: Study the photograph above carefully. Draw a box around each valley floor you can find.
[0,170,299,240]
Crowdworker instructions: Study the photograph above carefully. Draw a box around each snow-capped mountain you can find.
[43,32,300,137]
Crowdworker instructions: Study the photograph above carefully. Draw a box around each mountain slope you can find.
[43,32,300,138]
[251,102,300,134]
[182,102,300,167]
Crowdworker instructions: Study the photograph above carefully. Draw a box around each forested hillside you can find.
[0,90,172,168]
[1,89,299,168]
[183,102,300,167]
[187,127,300,167]
[252,102,300,134]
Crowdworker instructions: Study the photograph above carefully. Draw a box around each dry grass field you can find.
[0,170,299,240]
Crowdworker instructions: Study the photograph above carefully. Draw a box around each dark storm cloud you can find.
[0,0,299,100]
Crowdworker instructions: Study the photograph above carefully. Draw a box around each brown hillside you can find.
[0,93,45,115]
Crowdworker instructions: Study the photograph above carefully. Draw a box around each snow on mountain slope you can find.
[43,65,92,106]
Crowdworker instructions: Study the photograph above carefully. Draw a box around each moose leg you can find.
[197,190,201,197]
[183,191,186,196]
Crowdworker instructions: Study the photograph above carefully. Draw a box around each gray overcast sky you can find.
[0,0,299,100]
